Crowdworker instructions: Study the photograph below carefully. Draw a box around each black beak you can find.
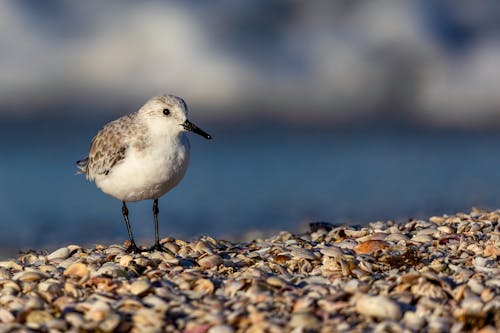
[183,120,212,140]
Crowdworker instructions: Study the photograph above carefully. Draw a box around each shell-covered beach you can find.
[0,209,498,332]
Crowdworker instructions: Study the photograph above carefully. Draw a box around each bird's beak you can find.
[182,120,212,140]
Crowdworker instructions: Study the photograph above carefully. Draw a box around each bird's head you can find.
[139,94,212,140]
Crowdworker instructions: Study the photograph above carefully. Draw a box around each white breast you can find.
[95,134,190,202]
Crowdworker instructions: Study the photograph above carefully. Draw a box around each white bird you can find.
[77,94,212,252]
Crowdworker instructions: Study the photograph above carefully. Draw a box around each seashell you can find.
[116,298,143,312]
[95,262,126,277]
[64,262,89,279]
[84,300,111,322]
[289,312,321,330]
[47,247,70,261]
[355,295,402,320]
[142,295,169,311]
[163,242,179,254]
[438,234,460,245]
[224,280,245,297]
[193,278,215,295]
[385,233,409,242]
[130,279,151,296]
[208,324,235,333]
[118,255,133,267]
[0,261,22,271]
[319,246,343,258]
[99,313,121,332]
[416,227,438,236]
[46,318,68,331]
[194,240,214,255]
[354,240,388,255]
[184,324,212,333]
[65,312,84,328]
[25,295,44,310]
[480,288,495,303]
[437,225,454,233]
[266,276,287,288]
[483,245,499,257]
[334,239,358,249]
[25,310,53,327]
[0,268,9,280]
[198,254,223,268]
[273,254,291,264]
[132,308,164,329]
[64,282,85,298]
[467,278,485,295]
[12,270,46,282]
[290,248,318,260]
[410,234,433,243]
[430,216,445,224]
[0,308,15,323]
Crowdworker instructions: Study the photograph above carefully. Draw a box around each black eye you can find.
[163,108,170,116]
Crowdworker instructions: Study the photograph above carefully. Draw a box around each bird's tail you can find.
[76,157,89,175]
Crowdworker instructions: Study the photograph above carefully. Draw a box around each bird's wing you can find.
[85,119,130,180]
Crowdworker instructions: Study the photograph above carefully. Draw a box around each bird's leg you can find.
[153,199,160,246]
[122,201,141,253]
[149,199,174,255]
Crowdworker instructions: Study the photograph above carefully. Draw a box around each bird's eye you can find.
[163,108,170,116]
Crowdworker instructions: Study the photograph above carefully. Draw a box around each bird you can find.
[77,94,212,253]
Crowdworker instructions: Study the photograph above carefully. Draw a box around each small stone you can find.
[355,295,402,320]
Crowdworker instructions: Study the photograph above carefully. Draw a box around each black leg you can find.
[153,199,160,246]
[149,199,174,254]
[122,201,141,253]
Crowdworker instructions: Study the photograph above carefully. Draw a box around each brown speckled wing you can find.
[85,116,135,180]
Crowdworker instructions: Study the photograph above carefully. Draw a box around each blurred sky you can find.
[1,0,500,126]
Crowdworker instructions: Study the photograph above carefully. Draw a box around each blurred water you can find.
[1,115,500,258]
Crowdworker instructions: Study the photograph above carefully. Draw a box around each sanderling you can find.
[77,94,212,253]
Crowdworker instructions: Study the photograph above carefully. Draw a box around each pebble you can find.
[0,209,497,332]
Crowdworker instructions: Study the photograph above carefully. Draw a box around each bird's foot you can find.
[125,243,143,254]
[149,243,175,255]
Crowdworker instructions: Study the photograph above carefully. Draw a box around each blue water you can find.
[1,116,500,258]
